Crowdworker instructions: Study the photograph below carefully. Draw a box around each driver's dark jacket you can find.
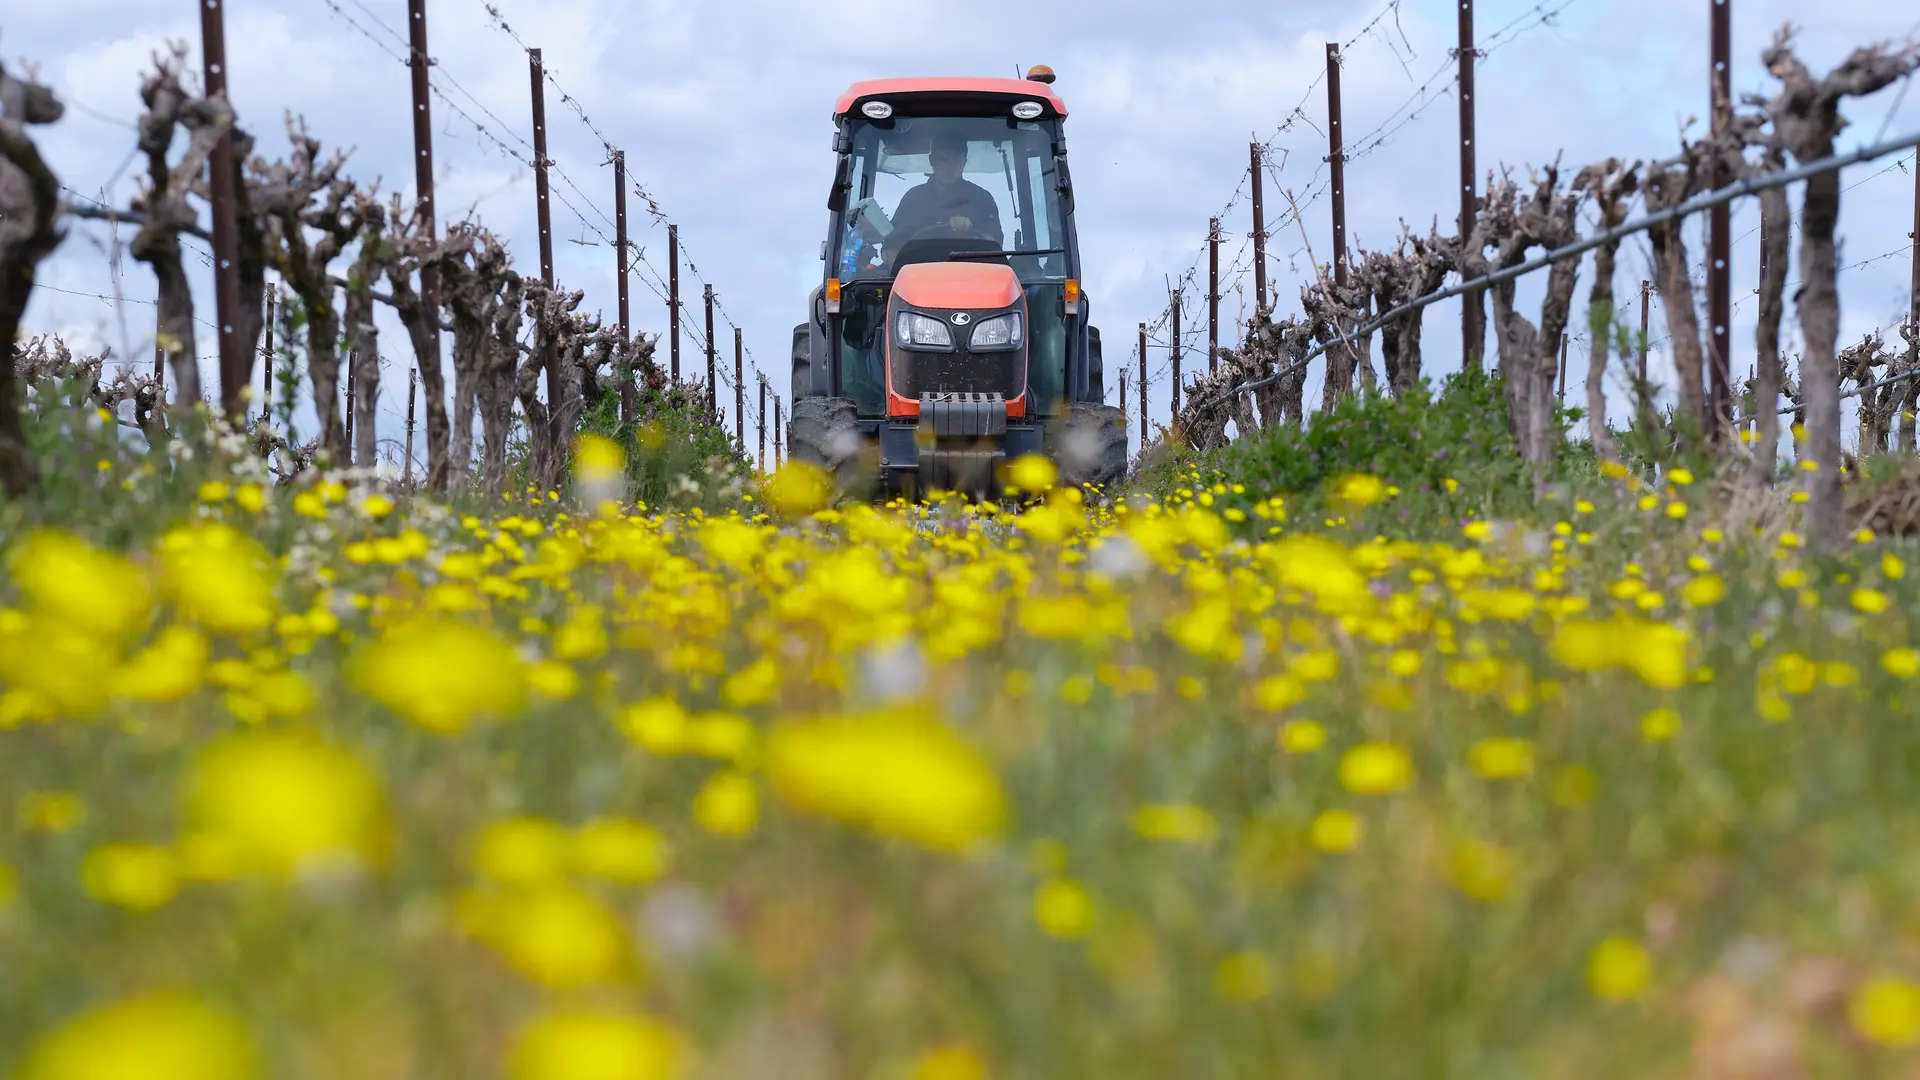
[890,177,1003,245]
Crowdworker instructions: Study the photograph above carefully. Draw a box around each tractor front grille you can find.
[890,344,1024,399]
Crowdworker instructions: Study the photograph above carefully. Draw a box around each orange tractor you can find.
[788,66,1126,499]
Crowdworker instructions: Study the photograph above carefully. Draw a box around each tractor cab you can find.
[789,68,1122,498]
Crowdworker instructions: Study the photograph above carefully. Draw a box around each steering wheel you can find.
[902,221,1000,247]
[888,222,1002,271]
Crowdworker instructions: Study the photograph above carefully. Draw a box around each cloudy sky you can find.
[11,0,1920,460]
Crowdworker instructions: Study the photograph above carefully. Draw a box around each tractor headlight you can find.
[968,312,1023,351]
[896,311,953,349]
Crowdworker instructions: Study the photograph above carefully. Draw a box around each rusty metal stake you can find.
[344,354,356,465]
[200,0,246,418]
[1908,151,1919,420]
[1250,142,1268,316]
[1326,42,1348,287]
[1707,0,1733,440]
[407,0,440,417]
[1171,289,1183,419]
[528,51,554,288]
[774,395,784,468]
[704,284,717,423]
[405,366,417,484]
[1208,217,1221,373]
[668,224,681,379]
[614,149,635,423]
[734,327,745,451]
[1137,321,1148,451]
[1119,367,1127,420]
[1639,279,1651,385]
[529,47,558,420]
[758,374,767,471]
[1458,0,1483,371]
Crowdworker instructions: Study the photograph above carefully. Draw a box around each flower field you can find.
[5,407,1920,1078]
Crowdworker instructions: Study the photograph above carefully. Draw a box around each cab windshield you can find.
[835,116,1069,282]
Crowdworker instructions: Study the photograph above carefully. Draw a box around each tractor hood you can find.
[891,262,1022,311]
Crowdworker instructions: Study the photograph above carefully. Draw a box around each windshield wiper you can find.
[950,247,1066,260]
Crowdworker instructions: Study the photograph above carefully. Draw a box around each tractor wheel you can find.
[790,322,813,401]
[1050,401,1128,494]
[787,396,874,498]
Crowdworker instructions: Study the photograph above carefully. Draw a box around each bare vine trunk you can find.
[1765,30,1920,547]
[0,62,65,495]
[1751,181,1792,487]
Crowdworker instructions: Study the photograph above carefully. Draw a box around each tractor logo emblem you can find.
[950,312,972,326]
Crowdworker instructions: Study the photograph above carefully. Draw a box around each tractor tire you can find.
[1050,401,1128,494]
[790,322,814,401]
[787,396,874,499]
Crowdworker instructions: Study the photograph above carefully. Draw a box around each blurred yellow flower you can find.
[157,523,278,636]
[1309,809,1363,853]
[111,625,210,702]
[1278,720,1327,754]
[765,461,833,516]
[81,843,178,911]
[1332,473,1387,507]
[1338,742,1414,795]
[8,530,153,640]
[1850,975,1920,1046]
[766,715,1006,853]
[508,1008,684,1080]
[1468,738,1535,781]
[693,770,759,837]
[1132,804,1217,844]
[17,993,256,1080]
[1446,838,1516,902]
[911,1044,990,1080]
[184,733,388,880]
[1033,876,1093,939]
[1681,574,1725,607]
[571,818,669,884]
[1883,648,1920,679]
[461,883,631,989]
[352,618,528,732]
[1640,708,1681,742]
[474,817,571,886]
[1004,453,1058,495]
[1852,588,1892,614]
[1587,936,1652,1001]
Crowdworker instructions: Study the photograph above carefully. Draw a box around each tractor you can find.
[787,66,1126,500]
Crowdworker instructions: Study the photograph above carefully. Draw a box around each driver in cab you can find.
[890,134,1003,248]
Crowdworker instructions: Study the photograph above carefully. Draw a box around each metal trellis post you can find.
[1171,290,1183,419]
[1250,142,1268,315]
[1326,42,1349,287]
[407,0,441,432]
[615,149,635,423]
[405,367,417,484]
[1208,217,1221,373]
[758,374,767,471]
[1707,0,1734,440]
[704,284,717,423]
[668,224,681,379]
[200,0,246,418]
[1458,0,1483,370]
[1137,322,1148,451]
[734,327,744,451]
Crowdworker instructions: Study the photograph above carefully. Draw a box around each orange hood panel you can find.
[891,262,1022,311]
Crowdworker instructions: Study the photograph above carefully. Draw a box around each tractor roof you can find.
[835,77,1069,118]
